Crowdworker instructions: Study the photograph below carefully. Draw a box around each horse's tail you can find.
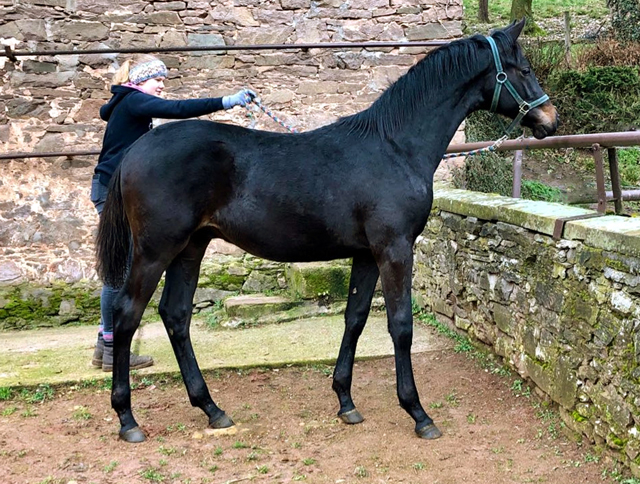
[96,166,130,288]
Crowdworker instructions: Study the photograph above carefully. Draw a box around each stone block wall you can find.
[414,187,640,473]
[0,0,463,300]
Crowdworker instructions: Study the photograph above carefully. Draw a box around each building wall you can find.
[0,0,463,286]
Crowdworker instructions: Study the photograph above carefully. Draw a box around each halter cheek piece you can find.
[485,36,549,135]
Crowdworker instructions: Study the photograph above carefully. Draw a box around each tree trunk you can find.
[510,0,542,35]
[510,0,533,21]
[478,0,489,23]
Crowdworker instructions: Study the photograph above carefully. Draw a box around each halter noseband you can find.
[486,36,549,135]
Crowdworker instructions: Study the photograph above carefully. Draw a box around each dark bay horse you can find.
[97,20,558,443]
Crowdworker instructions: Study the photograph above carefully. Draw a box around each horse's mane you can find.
[334,31,517,139]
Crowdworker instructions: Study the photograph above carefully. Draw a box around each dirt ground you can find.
[0,347,624,484]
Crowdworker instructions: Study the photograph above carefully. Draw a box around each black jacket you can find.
[95,85,225,185]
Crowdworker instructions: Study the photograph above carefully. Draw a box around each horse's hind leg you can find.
[112,254,168,443]
[333,251,379,425]
[158,232,233,430]
[375,240,442,439]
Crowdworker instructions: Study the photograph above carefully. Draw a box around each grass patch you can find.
[0,387,13,401]
[415,312,474,353]
[463,0,608,26]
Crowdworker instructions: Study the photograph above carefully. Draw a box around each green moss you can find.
[200,272,246,291]
[0,283,102,331]
[286,263,350,300]
[604,256,631,273]
[572,410,587,423]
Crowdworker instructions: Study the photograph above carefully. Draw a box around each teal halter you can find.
[486,36,549,135]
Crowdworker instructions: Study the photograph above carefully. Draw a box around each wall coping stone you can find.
[433,187,640,257]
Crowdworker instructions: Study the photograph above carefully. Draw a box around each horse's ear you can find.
[503,18,526,41]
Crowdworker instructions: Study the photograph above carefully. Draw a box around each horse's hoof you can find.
[209,413,235,429]
[119,426,146,443]
[416,423,442,440]
[338,409,364,425]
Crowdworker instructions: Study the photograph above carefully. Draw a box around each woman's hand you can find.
[222,89,257,109]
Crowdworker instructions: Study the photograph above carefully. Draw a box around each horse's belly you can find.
[226,233,357,263]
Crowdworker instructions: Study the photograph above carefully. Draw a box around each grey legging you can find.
[90,175,120,336]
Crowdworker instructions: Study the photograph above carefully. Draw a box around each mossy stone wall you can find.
[414,187,640,474]
[0,253,286,331]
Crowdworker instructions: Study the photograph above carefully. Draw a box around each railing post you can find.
[512,150,523,198]
[607,147,623,215]
[592,143,607,214]
[564,11,572,67]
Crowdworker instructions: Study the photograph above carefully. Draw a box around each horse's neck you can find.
[395,82,484,176]
[390,58,489,178]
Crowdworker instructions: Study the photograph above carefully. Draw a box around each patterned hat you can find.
[128,59,168,85]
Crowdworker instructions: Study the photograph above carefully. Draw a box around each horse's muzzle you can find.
[526,102,559,140]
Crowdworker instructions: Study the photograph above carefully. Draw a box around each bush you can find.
[576,39,640,68]
[451,151,514,196]
[607,0,640,42]
[547,65,640,133]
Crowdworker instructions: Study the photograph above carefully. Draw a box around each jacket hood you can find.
[99,85,137,121]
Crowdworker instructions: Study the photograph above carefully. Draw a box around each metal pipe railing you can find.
[445,131,640,154]
[2,41,449,60]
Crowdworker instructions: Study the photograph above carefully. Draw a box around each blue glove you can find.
[222,89,257,109]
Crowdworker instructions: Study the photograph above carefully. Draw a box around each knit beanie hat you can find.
[128,59,168,85]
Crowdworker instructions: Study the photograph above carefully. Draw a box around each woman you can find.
[91,54,255,371]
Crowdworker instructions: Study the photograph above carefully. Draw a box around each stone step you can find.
[224,295,301,320]
[220,293,350,329]
[285,261,351,300]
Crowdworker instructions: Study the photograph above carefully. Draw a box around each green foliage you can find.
[0,387,13,401]
[21,384,54,404]
[416,312,474,353]
[522,40,568,89]
[617,147,640,187]
[521,180,562,202]
[607,0,640,42]
[548,66,640,134]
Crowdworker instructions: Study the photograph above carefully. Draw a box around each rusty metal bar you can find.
[606,190,640,201]
[512,150,523,198]
[0,150,99,161]
[592,144,607,214]
[553,213,607,240]
[607,147,623,214]
[1,40,449,58]
[446,131,640,154]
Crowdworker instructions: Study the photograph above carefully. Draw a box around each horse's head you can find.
[482,19,559,139]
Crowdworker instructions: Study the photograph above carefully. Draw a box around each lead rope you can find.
[244,96,299,133]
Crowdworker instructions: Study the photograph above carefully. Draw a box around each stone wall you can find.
[414,187,640,474]
[0,0,463,297]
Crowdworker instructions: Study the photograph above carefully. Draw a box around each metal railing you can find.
[445,131,640,216]
[2,41,449,61]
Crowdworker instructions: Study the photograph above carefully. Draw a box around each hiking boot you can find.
[91,335,105,368]
[101,346,154,372]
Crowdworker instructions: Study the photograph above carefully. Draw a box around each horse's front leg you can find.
[333,251,379,424]
[112,258,166,443]
[158,237,233,430]
[375,241,442,439]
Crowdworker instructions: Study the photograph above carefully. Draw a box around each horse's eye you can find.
[522,67,531,76]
